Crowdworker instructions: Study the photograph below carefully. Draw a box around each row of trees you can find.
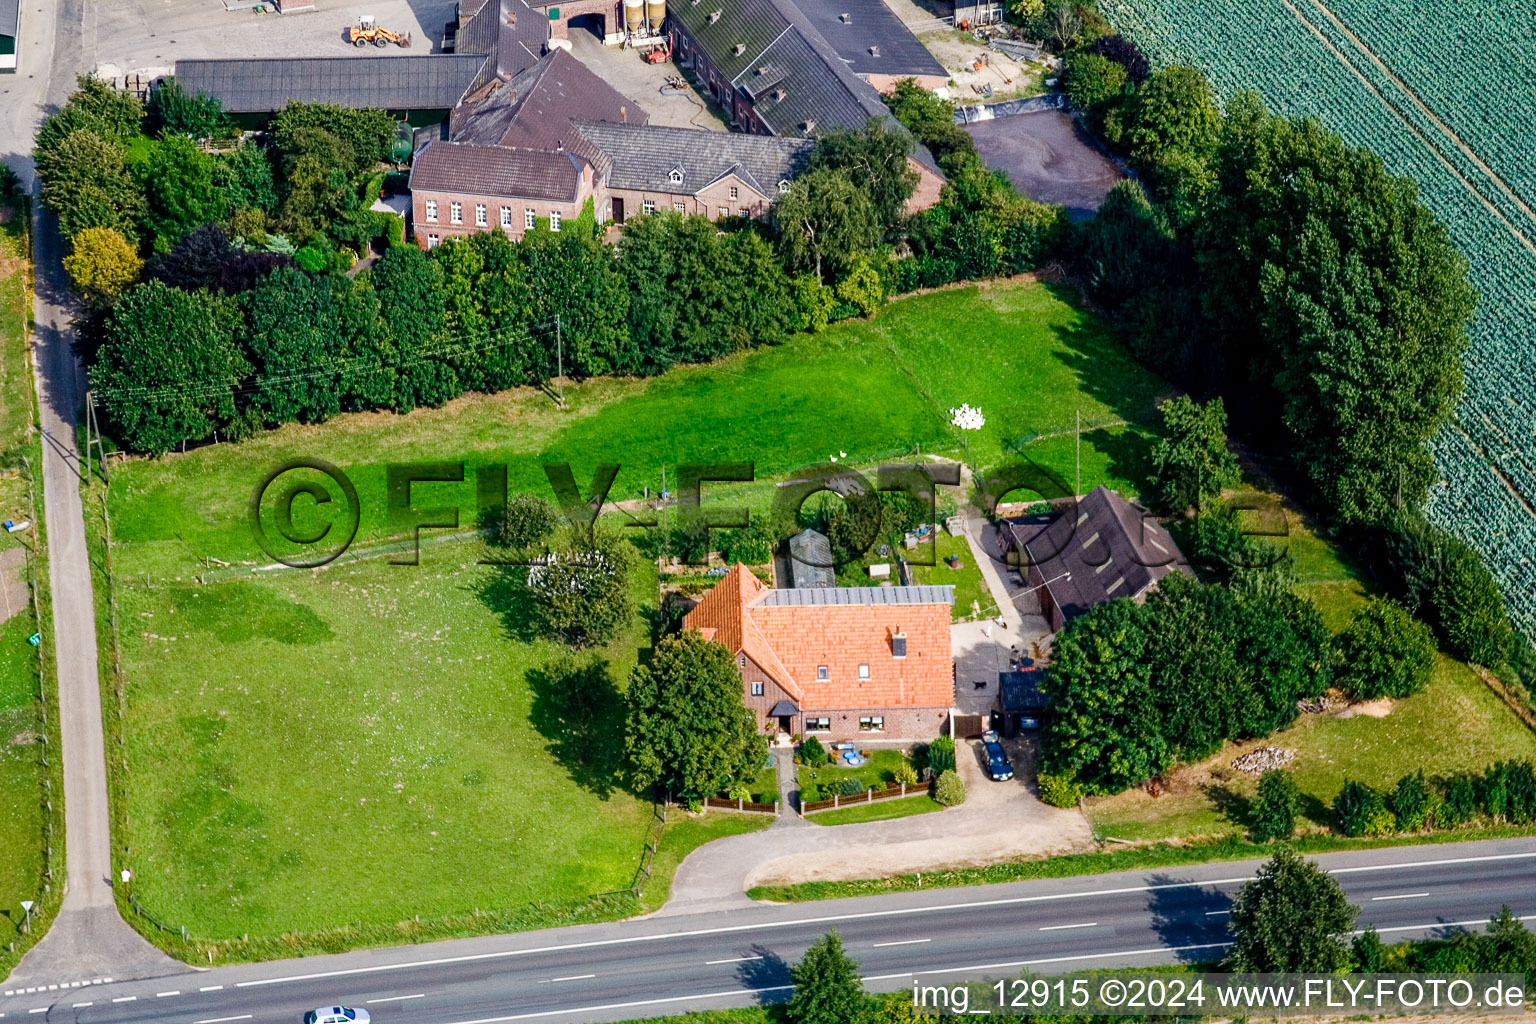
[1057,32,1533,673]
[1334,760,1536,837]
[91,215,807,451]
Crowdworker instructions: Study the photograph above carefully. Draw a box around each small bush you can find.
[1334,780,1395,837]
[1037,772,1082,808]
[924,735,956,774]
[1250,769,1298,843]
[1390,771,1437,832]
[1436,773,1479,827]
[838,777,865,797]
[1332,598,1436,700]
[933,769,966,807]
[892,763,919,786]
[499,492,562,549]
[800,736,829,767]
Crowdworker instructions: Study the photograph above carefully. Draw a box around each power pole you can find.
[1074,408,1080,498]
[555,313,565,409]
[85,390,108,485]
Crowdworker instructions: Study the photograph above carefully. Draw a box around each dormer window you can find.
[858,663,870,680]
[772,87,786,101]
[708,8,720,21]
[733,42,746,55]
[802,118,816,133]
[839,10,850,20]
[869,44,879,56]
[777,179,790,194]
[817,665,828,680]
[668,165,684,185]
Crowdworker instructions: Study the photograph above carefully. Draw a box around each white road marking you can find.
[158,991,182,997]
[549,975,595,983]
[1372,892,1430,901]
[1039,923,1097,931]
[437,985,795,1022]
[1204,910,1229,916]
[113,996,137,1003]
[872,939,931,947]
[224,850,1536,995]
[194,1015,253,1023]
[704,956,763,965]
[367,995,426,1004]
[1365,914,1536,935]
[27,1010,45,1015]
[200,985,224,992]
[71,1002,93,1008]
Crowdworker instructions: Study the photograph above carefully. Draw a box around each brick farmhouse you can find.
[685,564,955,742]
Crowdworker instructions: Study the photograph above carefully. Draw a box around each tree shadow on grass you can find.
[1298,791,1332,830]
[1204,782,1252,833]
[1082,425,1158,498]
[476,566,541,644]
[1146,873,1232,962]
[526,655,626,799]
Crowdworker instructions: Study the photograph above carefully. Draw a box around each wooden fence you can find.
[702,796,780,815]
[802,781,924,814]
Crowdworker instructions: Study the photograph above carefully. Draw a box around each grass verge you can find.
[808,794,942,826]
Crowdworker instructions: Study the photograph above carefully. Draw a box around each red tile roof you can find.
[684,564,954,710]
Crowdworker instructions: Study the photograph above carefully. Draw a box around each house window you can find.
[858,664,870,680]
[450,202,462,224]
[816,665,828,680]
[729,185,739,200]
[550,211,561,231]
[739,654,746,668]
[500,206,512,228]
[525,208,536,229]
[668,166,684,185]
[807,717,831,731]
[425,200,438,222]
[475,203,487,226]
[740,208,751,219]
[718,207,729,219]
[859,716,884,732]
[427,234,440,248]
[642,200,656,215]
[672,201,686,212]
[751,681,764,696]
[777,179,790,194]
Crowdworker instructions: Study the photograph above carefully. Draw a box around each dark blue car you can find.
[982,730,1013,782]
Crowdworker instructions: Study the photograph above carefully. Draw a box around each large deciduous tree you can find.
[92,280,248,453]
[1331,597,1436,700]
[1226,847,1357,971]
[1199,94,1476,525]
[36,129,145,242]
[1151,395,1239,512]
[371,244,455,410]
[623,629,764,802]
[528,533,635,649]
[807,117,919,237]
[63,227,143,305]
[775,167,881,282]
[138,134,231,253]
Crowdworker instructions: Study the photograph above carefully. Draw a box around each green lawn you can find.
[912,532,999,622]
[102,279,1166,581]
[114,544,773,944]
[797,748,914,796]
[809,793,942,825]
[0,203,45,968]
[1087,656,1536,843]
[99,277,1175,949]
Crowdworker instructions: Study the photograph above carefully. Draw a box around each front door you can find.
[778,715,792,735]
[612,197,625,223]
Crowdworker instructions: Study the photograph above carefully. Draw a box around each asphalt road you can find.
[4,838,1533,1024]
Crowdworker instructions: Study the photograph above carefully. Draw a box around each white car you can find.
[305,1008,370,1024]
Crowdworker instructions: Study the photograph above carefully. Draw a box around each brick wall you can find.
[738,652,800,734]
[607,172,776,224]
[411,167,595,248]
[802,705,949,743]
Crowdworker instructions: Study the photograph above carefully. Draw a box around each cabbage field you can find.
[1102,0,1536,638]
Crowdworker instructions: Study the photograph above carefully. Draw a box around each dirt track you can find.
[965,110,1122,217]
